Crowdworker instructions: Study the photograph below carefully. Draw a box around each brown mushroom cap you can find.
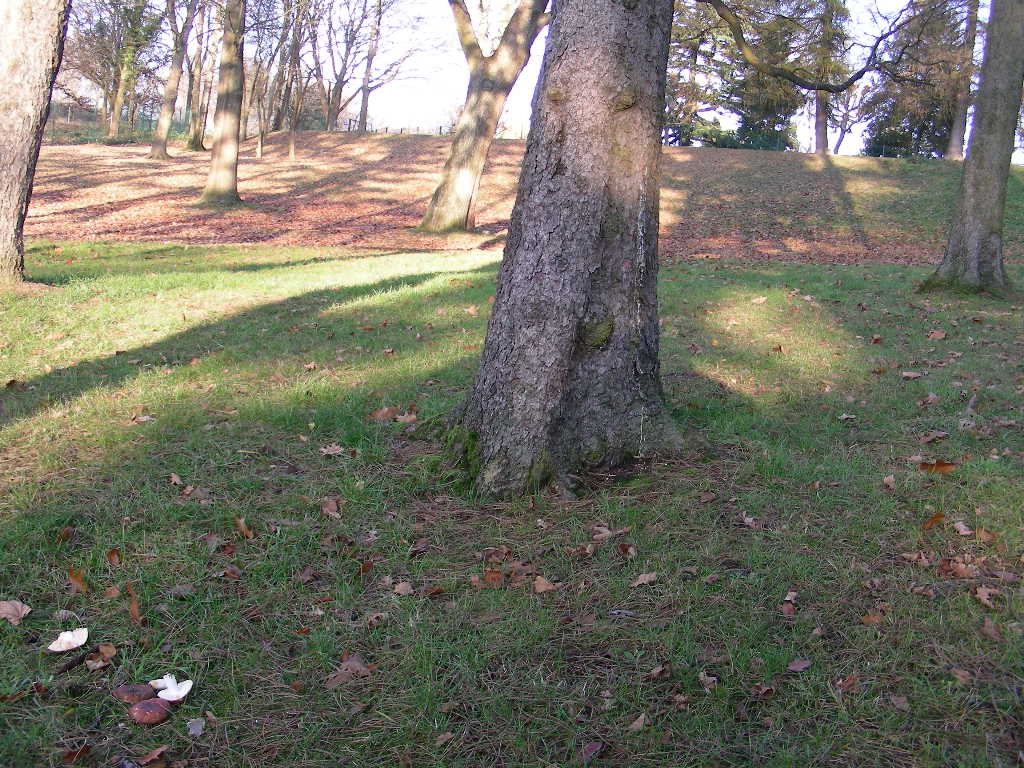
[112,683,156,704]
[129,697,171,725]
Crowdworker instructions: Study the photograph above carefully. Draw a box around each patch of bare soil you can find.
[27,133,943,265]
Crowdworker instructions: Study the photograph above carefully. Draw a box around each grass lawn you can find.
[1,241,1022,767]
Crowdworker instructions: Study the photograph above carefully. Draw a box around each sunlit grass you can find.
[1,243,1021,767]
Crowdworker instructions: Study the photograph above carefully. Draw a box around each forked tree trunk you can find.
[0,0,71,286]
[108,60,131,137]
[150,0,200,159]
[419,0,548,233]
[814,91,829,155]
[924,0,1023,295]
[945,0,980,161]
[453,0,680,497]
[200,0,245,204]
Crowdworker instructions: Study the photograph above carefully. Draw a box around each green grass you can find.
[1,241,1022,767]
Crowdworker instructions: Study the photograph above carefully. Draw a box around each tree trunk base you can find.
[147,148,172,161]
[199,190,242,206]
[918,271,1015,298]
[448,401,683,499]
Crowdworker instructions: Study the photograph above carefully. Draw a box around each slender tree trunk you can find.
[201,0,245,204]
[453,0,680,497]
[108,53,134,137]
[187,3,209,150]
[924,0,1024,295]
[150,0,199,159]
[356,0,382,132]
[0,0,71,287]
[945,0,980,160]
[814,90,829,155]
[419,0,549,233]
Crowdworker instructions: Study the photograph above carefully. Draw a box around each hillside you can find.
[27,132,1024,264]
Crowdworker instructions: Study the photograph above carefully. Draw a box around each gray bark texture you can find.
[814,90,829,155]
[0,0,71,286]
[945,0,980,161]
[419,0,548,233]
[453,0,681,497]
[925,0,1023,295]
[150,0,201,159]
[201,0,245,203]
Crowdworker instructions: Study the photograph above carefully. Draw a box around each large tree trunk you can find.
[356,0,381,132]
[419,0,548,233]
[150,0,200,159]
[0,0,71,287]
[453,0,680,497]
[924,0,1023,295]
[200,0,245,204]
[814,90,829,155]
[945,0,980,160]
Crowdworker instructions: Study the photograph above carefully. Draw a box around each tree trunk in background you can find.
[150,0,200,159]
[945,0,980,160]
[356,0,382,132]
[201,0,245,203]
[453,0,680,497]
[0,0,71,286]
[186,2,209,150]
[924,0,1023,295]
[108,59,131,137]
[419,0,549,232]
[814,91,829,155]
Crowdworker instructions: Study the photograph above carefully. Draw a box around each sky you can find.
[368,0,1022,161]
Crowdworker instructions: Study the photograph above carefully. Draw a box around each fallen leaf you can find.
[435,731,455,747]
[106,548,121,566]
[861,614,884,625]
[68,568,90,594]
[889,694,910,712]
[953,521,974,536]
[951,668,972,684]
[922,512,945,530]
[901,371,922,380]
[483,568,504,588]
[235,517,254,539]
[186,717,206,738]
[321,497,342,519]
[579,742,604,764]
[319,443,345,456]
[630,572,658,587]
[533,575,561,593]
[882,475,896,490]
[0,600,32,626]
[368,406,399,421]
[324,653,374,688]
[47,627,88,653]
[85,643,117,671]
[787,658,812,673]
[627,713,647,732]
[393,581,414,596]
[697,669,718,691]
[751,296,768,304]
[169,584,195,598]
[125,582,143,625]
[918,460,957,474]
[974,585,998,609]
[138,745,169,765]
[981,617,1001,642]
[927,329,947,340]
[836,673,858,692]
[62,745,91,763]
[591,523,631,543]
[920,431,949,444]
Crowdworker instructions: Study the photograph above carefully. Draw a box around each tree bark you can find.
[0,0,71,286]
[452,0,680,497]
[201,0,245,204]
[150,0,200,159]
[186,2,209,150]
[419,0,548,233]
[945,0,980,161]
[356,0,382,132]
[924,0,1023,295]
[814,90,829,155]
